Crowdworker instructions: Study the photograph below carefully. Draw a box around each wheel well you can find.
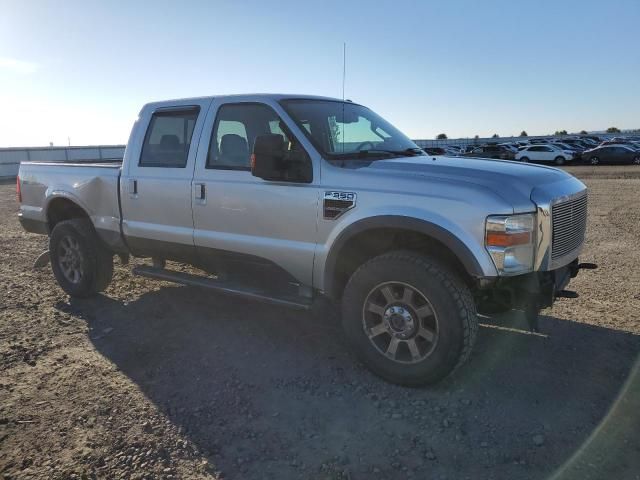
[329,228,473,300]
[46,198,90,232]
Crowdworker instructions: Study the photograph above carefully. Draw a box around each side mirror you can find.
[251,134,286,181]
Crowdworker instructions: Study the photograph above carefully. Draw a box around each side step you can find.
[132,265,313,310]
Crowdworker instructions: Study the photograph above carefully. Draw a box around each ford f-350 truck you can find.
[17,94,592,386]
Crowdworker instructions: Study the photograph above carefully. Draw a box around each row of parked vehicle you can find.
[423,135,640,166]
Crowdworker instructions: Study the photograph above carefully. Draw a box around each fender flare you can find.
[45,190,93,220]
[323,215,485,298]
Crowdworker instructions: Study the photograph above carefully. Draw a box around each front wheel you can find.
[633,156,640,165]
[589,156,600,165]
[520,157,529,163]
[49,219,114,297]
[341,251,478,386]
[554,156,566,165]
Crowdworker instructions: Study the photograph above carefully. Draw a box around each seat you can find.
[160,134,181,150]
[219,134,249,167]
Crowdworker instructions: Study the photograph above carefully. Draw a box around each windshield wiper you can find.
[358,147,425,157]
[334,147,425,161]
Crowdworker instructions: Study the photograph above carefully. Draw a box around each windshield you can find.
[280,99,424,160]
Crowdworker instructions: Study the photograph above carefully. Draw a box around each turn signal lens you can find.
[486,231,531,247]
[485,213,535,275]
[16,175,22,203]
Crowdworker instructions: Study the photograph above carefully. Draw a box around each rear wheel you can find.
[554,156,566,165]
[633,156,640,165]
[341,251,478,386]
[49,219,114,297]
[589,156,600,165]
[520,157,529,163]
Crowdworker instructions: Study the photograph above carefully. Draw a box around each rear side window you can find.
[139,107,200,167]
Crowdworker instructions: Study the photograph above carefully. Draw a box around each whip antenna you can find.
[342,42,346,101]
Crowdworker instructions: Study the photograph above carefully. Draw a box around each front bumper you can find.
[476,258,589,314]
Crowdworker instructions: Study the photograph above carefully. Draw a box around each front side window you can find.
[140,107,199,167]
[207,103,294,170]
[281,99,423,160]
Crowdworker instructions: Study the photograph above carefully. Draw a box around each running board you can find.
[132,265,313,310]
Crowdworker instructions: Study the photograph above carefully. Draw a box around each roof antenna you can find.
[342,42,346,101]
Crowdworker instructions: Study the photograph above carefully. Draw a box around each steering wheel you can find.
[355,141,375,151]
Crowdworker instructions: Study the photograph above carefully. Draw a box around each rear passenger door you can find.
[120,99,212,261]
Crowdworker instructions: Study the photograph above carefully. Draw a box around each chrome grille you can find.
[551,192,587,261]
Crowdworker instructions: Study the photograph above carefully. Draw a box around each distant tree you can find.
[519,130,528,137]
[606,127,621,133]
[554,130,568,136]
[492,133,499,138]
[579,130,588,135]
[436,133,447,140]
[474,135,479,139]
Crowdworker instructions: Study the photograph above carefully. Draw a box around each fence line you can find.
[0,145,126,178]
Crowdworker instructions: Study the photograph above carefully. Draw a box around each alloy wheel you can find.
[57,235,85,284]
[362,282,439,364]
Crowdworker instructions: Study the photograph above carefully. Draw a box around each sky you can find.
[0,0,638,147]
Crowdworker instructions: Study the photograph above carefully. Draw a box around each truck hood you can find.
[359,155,576,212]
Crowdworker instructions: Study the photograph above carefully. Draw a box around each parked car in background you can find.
[444,146,463,156]
[498,143,519,154]
[579,138,599,147]
[463,144,515,160]
[528,138,549,144]
[422,147,447,156]
[550,142,583,160]
[561,139,591,150]
[599,139,636,147]
[515,144,576,165]
[582,145,640,165]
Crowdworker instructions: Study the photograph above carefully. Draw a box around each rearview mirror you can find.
[251,134,286,181]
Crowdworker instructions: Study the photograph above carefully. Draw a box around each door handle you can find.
[129,179,138,195]
[195,183,206,200]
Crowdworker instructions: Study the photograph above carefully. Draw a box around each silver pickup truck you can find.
[17,94,592,386]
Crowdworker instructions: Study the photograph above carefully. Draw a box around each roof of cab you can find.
[142,93,346,111]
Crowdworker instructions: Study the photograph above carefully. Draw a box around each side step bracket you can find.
[132,265,313,310]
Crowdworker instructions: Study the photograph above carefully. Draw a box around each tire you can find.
[49,218,114,297]
[633,157,640,165]
[589,156,600,165]
[341,250,478,386]
[554,156,566,166]
[520,157,529,163]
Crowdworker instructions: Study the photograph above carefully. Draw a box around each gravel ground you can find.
[1,166,640,480]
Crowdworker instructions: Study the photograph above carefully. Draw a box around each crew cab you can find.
[17,94,592,386]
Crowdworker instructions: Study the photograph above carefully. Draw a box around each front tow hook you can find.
[577,262,598,270]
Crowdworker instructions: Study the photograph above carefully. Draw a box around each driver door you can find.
[191,99,320,287]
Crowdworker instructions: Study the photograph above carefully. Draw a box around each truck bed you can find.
[21,159,122,168]
[18,160,123,246]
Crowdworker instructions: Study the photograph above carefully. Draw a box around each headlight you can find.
[485,213,535,275]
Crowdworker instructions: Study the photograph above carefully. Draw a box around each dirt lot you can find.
[1,166,639,480]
